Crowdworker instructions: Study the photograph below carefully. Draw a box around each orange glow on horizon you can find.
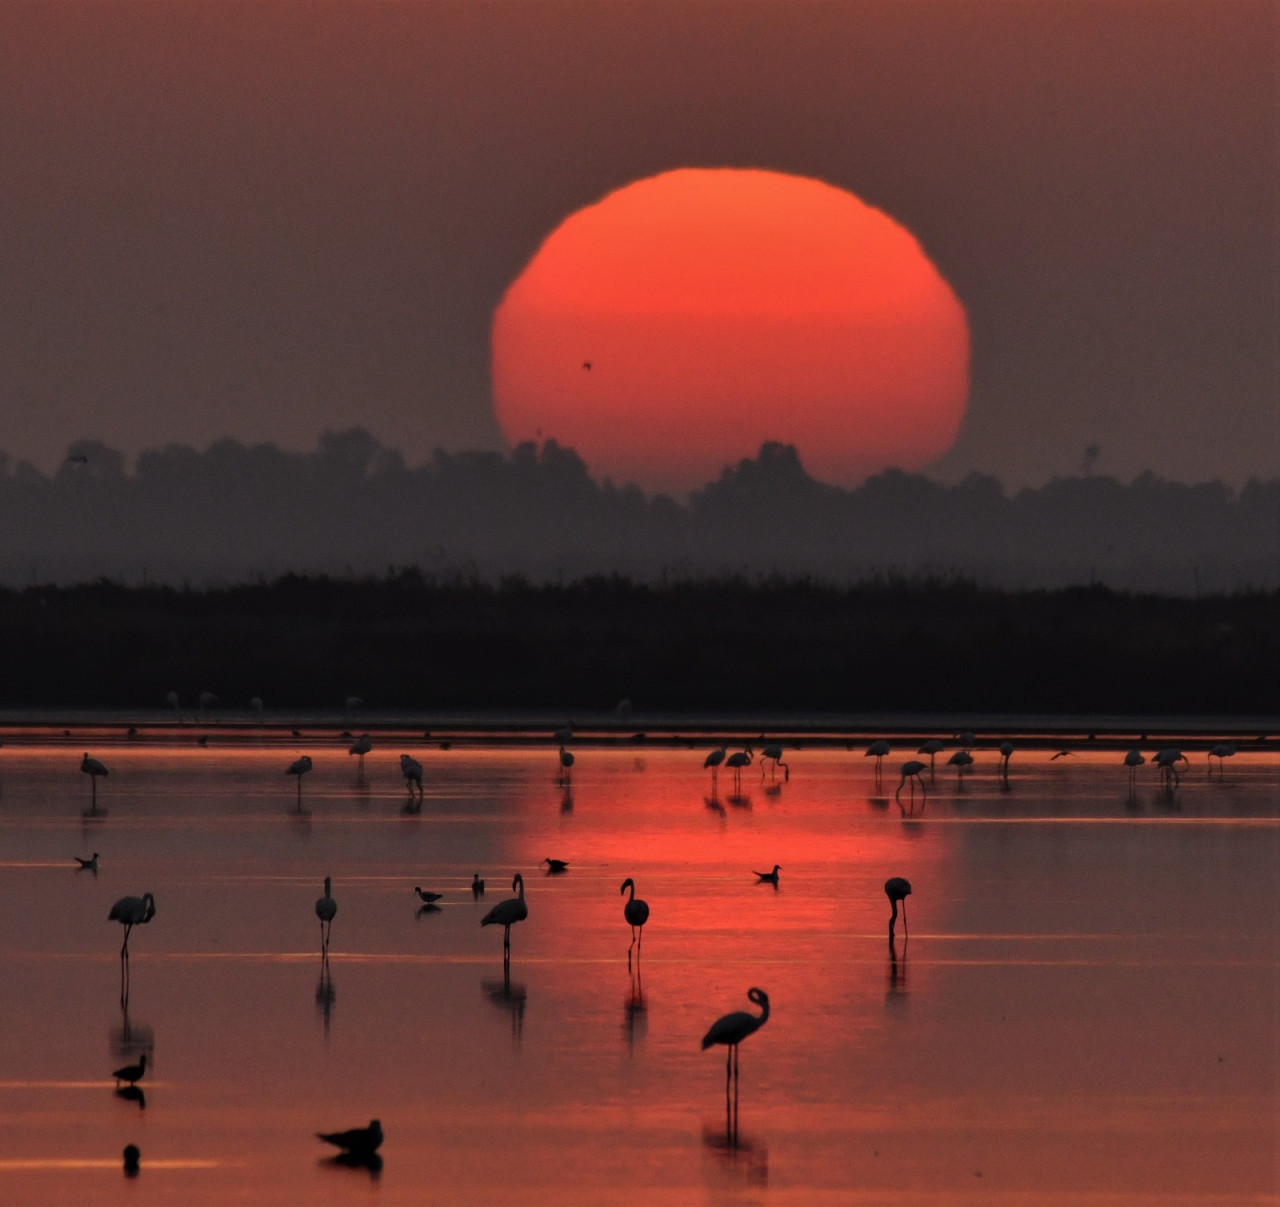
[492,168,970,493]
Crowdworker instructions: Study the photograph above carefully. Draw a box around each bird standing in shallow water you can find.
[472,873,485,898]
[916,739,945,774]
[726,748,753,793]
[315,877,337,953]
[413,887,442,905]
[759,743,790,781]
[286,755,313,808]
[885,877,912,940]
[896,762,927,803]
[1154,748,1186,788]
[702,986,770,1134]
[557,745,575,786]
[865,740,891,779]
[348,734,372,781]
[399,754,424,802]
[620,878,650,966]
[947,749,974,781]
[112,1052,147,1088]
[481,873,528,960]
[704,746,727,789]
[998,741,1014,780]
[1124,749,1145,790]
[81,753,109,809]
[109,893,156,959]
[1207,742,1236,775]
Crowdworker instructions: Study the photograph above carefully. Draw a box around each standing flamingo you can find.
[704,746,727,789]
[109,892,156,959]
[759,743,790,781]
[481,873,528,959]
[315,877,337,953]
[399,754,424,801]
[702,987,770,1131]
[726,748,753,793]
[286,755,313,807]
[998,741,1014,781]
[620,878,650,966]
[1207,742,1236,775]
[557,745,575,786]
[895,761,927,803]
[947,749,974,781]
[885,877,911,940]
[81,753,109,809]
[865,740,891,778]
[1124,748,1145,790]
[916,739,945,774]
[1154,748,1187,788]
[348,734,372,780]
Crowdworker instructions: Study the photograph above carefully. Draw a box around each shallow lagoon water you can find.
[0,733,1276,1205]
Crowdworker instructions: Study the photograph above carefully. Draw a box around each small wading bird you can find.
[896,761,927,803]
[286,755,313,807]
[702,987,770,1100]
[75,852,99,872]
[413,887,442,905]
[112,1052,147,1088]
[1124,749,1145,789]
[399,754,423,802]
[472,873,485,898]
[315,877,337,953]
[620,878,650,965]
[543,858,569,874]
[759,743,790,781]
[108,892,156,959]
[481,873,528,957]
[885,877,912,940]
[1208,742,1236,774]
[317,1119,383,1158]
[947,749,974,780]
[704,745,727,788]
[557,745,575,785]
[753,865,780,886]
[81,753,109,807]
[726,748,753,793]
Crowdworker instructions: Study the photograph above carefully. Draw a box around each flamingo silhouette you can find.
[472,873,485,898]
[1154,748,1187,788]
[481,873,528,959]
[998,741,1014,780]
[759,743,790,781]
[865,740,891,777]
[315,877,337,953]
[557,745,575,785]
[947,749,974,781]
[1207,742,1236,775]
[726,748,753,793]
[81,753,109,809]
[895,761,927,803]
[399,754,424,802]
[286,755,313,807]
[108,893,156,959]
[916,739,945,774]
[620,877,650,966]
[702,986,770,1129]
[348,734,372,780]
[885,877,911,940]
[1124,748,1145,790]
[704,746,727,788]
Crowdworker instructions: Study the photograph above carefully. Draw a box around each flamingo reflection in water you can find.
[704,745,727,790]
[886,934,909,1013]
[624,963,647,1051]
[316,951,336,1036]
[702,988,770,1147]
[483,965,528,1042]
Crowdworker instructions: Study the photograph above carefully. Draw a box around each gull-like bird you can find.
[753,865,780,886]
[317,1119,383,1156]
[112,1053,147,1088]
[75,852,99,871]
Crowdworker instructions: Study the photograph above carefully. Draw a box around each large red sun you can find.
[491,168,969,494]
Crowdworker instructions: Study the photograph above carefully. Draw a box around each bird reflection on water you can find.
[482,967,527,1043]
[115,1084,146,1111]
[315,954,336,1037]
[624,965,647,1052]
[701,1122,768,1183]
[886,935,909,1016]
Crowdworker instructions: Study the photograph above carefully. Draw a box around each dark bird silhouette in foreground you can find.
[753,865,780,887]
[315,877,337,953]
[318,1119,383,1157]
[896,762,927,803]
[759,743,790,781]
[81,753,109,808]
[481,873,528,958]
[621,878,650,966]
[123,1145,140,1177]
[543,858,569,874]
[109,893,156,958]
[75,852,99,871]
[885,877,912,941]
[472,873,485,898]
[112,1052,147,1088]
[413,887,442,905]
[702,987,770,1126]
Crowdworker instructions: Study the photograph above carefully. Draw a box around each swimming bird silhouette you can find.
[75,852,99,871]
[112,1052,147,1088]
[543,858,569,874]
[399,754,424,801]
[108,893,156,958]
[1050,750,1075,760]
[413,887,442,905]
[895,761,927,802]
[81,753,109,807]
[286,755,313,807]
[472,873,485,898]
[759,743,790,781]
[481,873,528,955]
[317,1119,383,1156]
[315,877,337,952]
[123,1144,140,1176]
[753,865,780,886]
[704,745,727,787]
[621,877,650,964]
[885,877,912,940]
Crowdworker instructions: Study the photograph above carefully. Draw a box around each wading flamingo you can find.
[621,877,650,965]
[81,753,109,808]
[481,873,528,957]
[896,761,927,803]
[315,877,337,953]
[759,743,790,781]
[885,877,911,940]
[704,746,727,788]
[108,893,156,959]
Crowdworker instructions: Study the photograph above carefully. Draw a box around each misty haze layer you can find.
[2,433,1275,595]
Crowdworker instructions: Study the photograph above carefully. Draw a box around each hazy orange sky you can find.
[0,1,1274,488]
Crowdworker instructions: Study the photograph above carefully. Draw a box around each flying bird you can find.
[75,852,99,871]
[481,873,528,955]
[1050,750,1075,760]
[108,893,156,958]
[112,1053,147,1088]
[315,877,337,952]
[317,1120,383,1157]
[885,877,912,940]
[620,877,650,964]
[753,865,780,886]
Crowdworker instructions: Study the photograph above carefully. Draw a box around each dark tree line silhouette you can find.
[0,431,1275,593]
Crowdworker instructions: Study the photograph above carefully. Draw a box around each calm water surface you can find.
[0,733,1276,1205]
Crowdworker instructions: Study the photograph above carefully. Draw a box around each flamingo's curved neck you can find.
[623,880,635,901]
[514,875,524,898]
